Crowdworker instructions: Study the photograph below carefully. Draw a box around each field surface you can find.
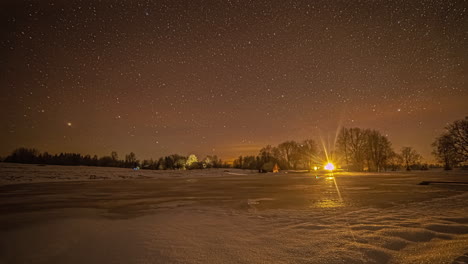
[1,163,468,264]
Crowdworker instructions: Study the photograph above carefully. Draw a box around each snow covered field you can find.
[1,163,468,264]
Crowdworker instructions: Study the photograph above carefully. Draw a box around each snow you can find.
[1,163,468,263]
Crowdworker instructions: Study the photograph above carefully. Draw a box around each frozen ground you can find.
[1,163,468,264]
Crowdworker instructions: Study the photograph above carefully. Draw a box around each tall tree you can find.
[366,130,393,172]
[125,152,138,168]
[277,141,300,169]
[259,145,275,164]
[432,133,462,170]
[337,128,369,171]
[299,139,318,171]
[446,117,468,161]
[337,127,351,170]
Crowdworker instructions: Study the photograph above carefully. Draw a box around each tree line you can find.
[2,117,466,172]
[233,117,467,172]
[233,140,319,171]
[336,127,424,171]
[2,149,229,170]
[233,135,426,172]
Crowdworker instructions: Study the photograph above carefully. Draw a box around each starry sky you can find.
[1,0,467,162]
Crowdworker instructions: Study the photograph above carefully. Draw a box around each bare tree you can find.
[337,127,350,170]
[125,152,138,168]
[387,151,403,171]
[111,151,119,161]
[366,130,393,172]
[337,128,368,171]
[432,133,462,170]
[446,117,468,161]
[299,139,318,171]
[259,145,275,164]
[277,141,300,169]
[400,147,421,171]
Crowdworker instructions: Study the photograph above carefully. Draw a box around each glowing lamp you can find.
[324,162,335,171]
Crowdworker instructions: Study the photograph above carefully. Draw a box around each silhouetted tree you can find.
[337,128,395,172]
[99,156,114,167]
[337,127,351,170]
[173,154,187,169]
[366,130,393,172]
[298,139,318,171]
[337,128,367,171]
[5,147,39,163]
[111,151,118,161]
[258,145,277,170]
[432,134,462,170]
[110,151,121,167]
[158,157,166,169]
[387,151,403,171]
[92,155,99,166]
[124,152,138,168]
[233,156,243,169]
[277,141,301,169]
[241,155,257,170]
[434,117,468,163]
[400,147,421,171]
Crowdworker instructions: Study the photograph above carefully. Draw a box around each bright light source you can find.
[313,166,318,171]
[324,162,335,171]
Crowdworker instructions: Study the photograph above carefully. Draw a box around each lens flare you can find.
[324,162,335,171]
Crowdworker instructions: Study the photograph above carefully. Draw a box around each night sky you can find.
[1,0,467,162]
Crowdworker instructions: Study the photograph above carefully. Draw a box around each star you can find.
[0,0,465,162]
